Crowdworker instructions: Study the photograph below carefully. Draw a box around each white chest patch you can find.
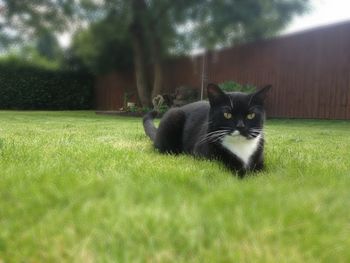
[221,133,261,168]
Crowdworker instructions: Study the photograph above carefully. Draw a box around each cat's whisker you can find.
[201,132,229,142]
[207,134,227,143]
[249,129,264,134]
[198,136,221,145]
[212,134,227,142]
[198,130,231,145]
[249,129,262,132]
[198,134,221,144]
[229,96,234,109]
[249,131,263,136]
[202,131,230,140]
[218,126,233,130]
[248,128,266,139]
[207,129,231,135]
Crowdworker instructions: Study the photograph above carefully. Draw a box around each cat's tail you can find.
[143,110,158,142]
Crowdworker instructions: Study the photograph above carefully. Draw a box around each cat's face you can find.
[207,83,271,140]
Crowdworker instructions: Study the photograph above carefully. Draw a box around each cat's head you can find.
[207,83,271,139]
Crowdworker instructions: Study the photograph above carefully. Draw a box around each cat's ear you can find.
[207,83,227,106]
[250,85,272,105]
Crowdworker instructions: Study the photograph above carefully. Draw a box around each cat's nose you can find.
[236,120,245,129]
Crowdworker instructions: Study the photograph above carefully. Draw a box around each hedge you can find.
[0,65,94,110]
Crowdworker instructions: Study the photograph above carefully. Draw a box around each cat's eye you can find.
[247,113,255,120]
[224,112,232,119]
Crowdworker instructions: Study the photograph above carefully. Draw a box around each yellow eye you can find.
[224,112,232,119]
[247,113,255,120]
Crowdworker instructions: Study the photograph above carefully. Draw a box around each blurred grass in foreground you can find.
[0,111,349,262]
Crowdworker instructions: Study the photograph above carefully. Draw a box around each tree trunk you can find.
[151,48,163,99]
[130,27,152,107]
[129,0,152,107]
[149,2,176,99]
[149,21,164,99]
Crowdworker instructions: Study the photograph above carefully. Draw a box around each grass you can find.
[0,111,350,262]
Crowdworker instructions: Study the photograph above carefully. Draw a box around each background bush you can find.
[219,80,256,93]
[0,63,94,110]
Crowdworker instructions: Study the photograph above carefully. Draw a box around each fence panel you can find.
[95,21,350,119]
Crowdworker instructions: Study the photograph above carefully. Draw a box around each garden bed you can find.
[95,110,145,117]
[95,110,165,118]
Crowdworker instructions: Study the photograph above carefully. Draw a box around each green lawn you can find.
[0,111,350,262]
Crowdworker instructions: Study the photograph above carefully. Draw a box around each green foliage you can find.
[1,0,310,62]
[36,31,62,61]
[0,34,63,70]
[0,0,76,50]
[0,64,93,110]
[158,104,169,114]
[186,0,310,50]
[219,81,256,93]
[141,106,152,113]
[0,0,310,105]
[69,17,133,74]
[127,105,138,113]
[0,49,61,70]
[0,112,350,262]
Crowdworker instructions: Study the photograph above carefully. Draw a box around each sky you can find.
[58,0,350,48]
[284,0,350,34]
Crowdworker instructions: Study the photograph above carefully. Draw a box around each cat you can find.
[143,83,271,177]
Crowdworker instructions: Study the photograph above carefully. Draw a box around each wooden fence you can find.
[95,21,350,119]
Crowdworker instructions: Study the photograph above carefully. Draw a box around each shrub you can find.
[0,64,93,110]
[219,81,256,93]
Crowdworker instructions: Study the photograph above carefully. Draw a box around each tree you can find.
[0,0,310,107]
[0,0,76,49]
[111,0,310,106]
[69,17,133,74]
[36,31,61,61]
[0,0,76,68]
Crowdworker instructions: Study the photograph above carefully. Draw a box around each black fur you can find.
[143,83,271,177]
[143,111,158,141]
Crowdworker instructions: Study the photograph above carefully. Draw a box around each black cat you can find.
[143,83,271,176]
